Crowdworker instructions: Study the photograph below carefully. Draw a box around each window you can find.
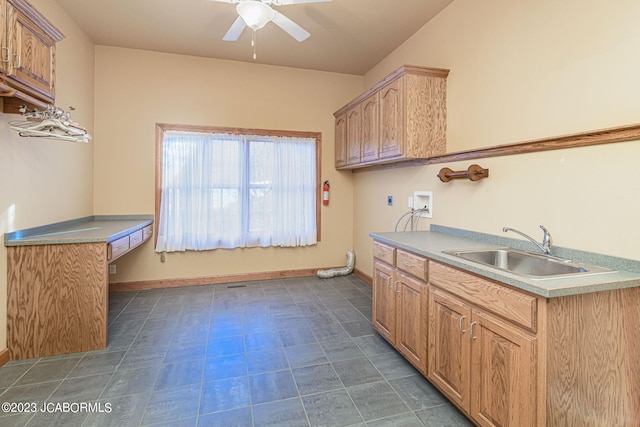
[155,124,321,252]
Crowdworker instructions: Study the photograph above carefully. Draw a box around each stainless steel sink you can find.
[442,248,616,279]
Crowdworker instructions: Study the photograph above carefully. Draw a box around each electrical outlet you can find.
[408,196,413,208]
[387,195,393,206]
[109,264,116,275]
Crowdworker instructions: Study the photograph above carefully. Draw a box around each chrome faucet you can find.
[502,225,552,255]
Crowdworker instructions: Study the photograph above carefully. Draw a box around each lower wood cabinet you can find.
[372,239,640,426]
[470,307,536,427]
[7,242,108,360]
[428,286,471,411]
[7,223,153,360]
[429,285,536,427]
[372,245,428,374]
[394,271,428,371]
[372,259,396,342]
[373,240,538,426]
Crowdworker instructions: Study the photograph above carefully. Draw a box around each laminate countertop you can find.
[371,225,640,298]
[4,215,153,246]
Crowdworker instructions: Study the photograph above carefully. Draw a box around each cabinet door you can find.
[428,286,472,412]
[7,242,109,359]
[0,0,7,74]
[470,309,537,427]
[335,113,347,168]
[372,260,396,343]
[360,92,379,162]
[395,272,427,374]
[346,104,361,165]
[7,3,56,100]
[379,77,404,159]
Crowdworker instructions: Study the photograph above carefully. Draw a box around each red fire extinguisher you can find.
[323,181,330,205]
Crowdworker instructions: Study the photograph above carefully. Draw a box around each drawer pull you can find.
[459,316,466,333]
[402,261,413,267]
[393,281,400,293]
[470,321,478,340]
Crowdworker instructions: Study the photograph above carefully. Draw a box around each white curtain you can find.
[156,131,317,252]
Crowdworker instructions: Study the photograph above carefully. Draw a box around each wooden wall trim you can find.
[110,268,327,292]
[354,268,372,286]
[354,122,640,173]
[0,348,9,368]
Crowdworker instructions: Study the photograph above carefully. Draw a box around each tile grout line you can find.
[0,277,463,427]
[94,290,164,426]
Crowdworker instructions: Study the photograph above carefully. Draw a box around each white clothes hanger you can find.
[9,105,92,143]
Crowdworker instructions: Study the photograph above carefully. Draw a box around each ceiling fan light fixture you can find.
[237,1,275,31]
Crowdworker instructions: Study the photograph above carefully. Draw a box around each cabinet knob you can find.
[470,321,477,340]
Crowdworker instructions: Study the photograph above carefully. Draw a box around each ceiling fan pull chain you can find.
[252,29,257,60]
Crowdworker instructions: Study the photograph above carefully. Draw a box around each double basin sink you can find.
[442,247,615,280]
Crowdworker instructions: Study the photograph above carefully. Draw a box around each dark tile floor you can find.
[0,275,473,427]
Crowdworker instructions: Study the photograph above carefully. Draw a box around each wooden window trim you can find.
[155,123,322,247]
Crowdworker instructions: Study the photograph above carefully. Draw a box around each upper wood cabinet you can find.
[346,103,361,165]
[378,77,404,159]
[334,113,347,168]
[0,0,64,112]
[334,65,449,170]
[360,92,379,163]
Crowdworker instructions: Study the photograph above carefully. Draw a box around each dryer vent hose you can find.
[317,250,355,279]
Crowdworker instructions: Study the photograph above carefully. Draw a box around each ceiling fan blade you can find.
[223,16,247,41]
[273,0,332,5]
[272,11,310,42]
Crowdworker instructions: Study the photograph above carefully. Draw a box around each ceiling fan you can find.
[211,0,331,43]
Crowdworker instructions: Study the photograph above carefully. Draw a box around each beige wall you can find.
[0,0,95,351]
[93,47,362,283]
[354,0,640,276]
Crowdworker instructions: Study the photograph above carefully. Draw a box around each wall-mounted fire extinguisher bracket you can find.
[323,180,330,206]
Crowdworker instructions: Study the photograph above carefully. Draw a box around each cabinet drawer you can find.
[108,235,130,261]
[142,225,153,241]
[129,229,143,249]
[429,261,537,332]
[397,249,428,281]
[374,241,396,265]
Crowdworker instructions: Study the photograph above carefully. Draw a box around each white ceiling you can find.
[53,0,454,75]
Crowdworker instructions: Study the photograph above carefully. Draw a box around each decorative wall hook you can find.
[437,164,489,182]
